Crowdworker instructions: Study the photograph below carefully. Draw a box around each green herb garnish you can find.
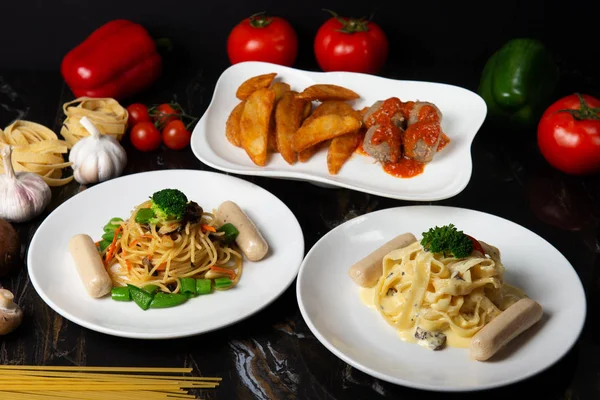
[420,224,473,258]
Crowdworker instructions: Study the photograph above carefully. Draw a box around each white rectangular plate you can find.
[191,61,487,201]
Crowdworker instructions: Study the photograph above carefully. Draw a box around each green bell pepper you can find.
[478,38,559,125]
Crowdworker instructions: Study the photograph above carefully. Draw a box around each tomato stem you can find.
[147,102,199,131]
[249,11,272,28]
[323,9,371,33]
[555,93,600,121]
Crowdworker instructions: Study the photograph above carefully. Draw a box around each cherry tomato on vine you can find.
[130,122,162,152]
[162,120,191,150]
[152,104,180,127]
[126,103,151,126]
[314,10,388,74]
[537,93,600,175]
[227,12,298,66]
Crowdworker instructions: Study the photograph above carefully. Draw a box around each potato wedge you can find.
[296,84,360,102]
[306,100,362,122]
[275,91,307,164]
[271,81,291,101]
[225,101,245,147]
[294,101,361,159]
[291,114,361,153]
[240,88,276,166]
[236,73,277,100]
[267,82,291,153]
[298,140,328,162]
[327,131,361,174]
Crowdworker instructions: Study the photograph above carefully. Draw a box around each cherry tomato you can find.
[314,11,388,74]
[227,13,298,66]
[152,104,180,126]
[130,122,162,152]
[537,93,600,175]
[162,120,191,150]
[465,235,485,255]
[126,103,151,126]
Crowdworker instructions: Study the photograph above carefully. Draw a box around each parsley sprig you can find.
[420,224,473,258]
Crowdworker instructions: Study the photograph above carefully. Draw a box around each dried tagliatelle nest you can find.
[0,121,73,186]
[61,97,129,147]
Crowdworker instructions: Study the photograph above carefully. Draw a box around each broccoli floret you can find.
[420,224,473,258]
[150,189,188,223]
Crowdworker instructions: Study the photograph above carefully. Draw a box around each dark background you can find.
[0,0,598,87]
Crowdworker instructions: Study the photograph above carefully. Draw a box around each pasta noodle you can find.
[105,200,243,292]
[61,97,128,147]
[0,365,220,399]
[0,120,73,186]
[363,240,526,348]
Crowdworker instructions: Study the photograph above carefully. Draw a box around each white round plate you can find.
[28,170,304,339]
[296,206,586,391]
[191,61,487,201]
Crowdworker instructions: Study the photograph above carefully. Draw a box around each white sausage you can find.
[68,234,112,298]
[348,233,417,288]
[217,201,269,262]
[470,298,543,361]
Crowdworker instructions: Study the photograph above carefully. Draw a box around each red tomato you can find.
[314,11,388,74]
[227,13,298,66]
[152,104,180,127]
[162,120,191,150]
[465,235,485,255]
[130,122,161,152]
[126,103,151,126]
[537,93,600,175]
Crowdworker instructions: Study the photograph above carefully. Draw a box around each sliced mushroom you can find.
[158,221,182,235]
[0,288,23,335]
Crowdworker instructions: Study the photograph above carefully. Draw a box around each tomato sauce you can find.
[383,157,425,178]
[355,98,447,179]
[365,97,404,163]
[438,133,450,151]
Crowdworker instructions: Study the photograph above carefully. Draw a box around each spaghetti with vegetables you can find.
[97,188,244,309]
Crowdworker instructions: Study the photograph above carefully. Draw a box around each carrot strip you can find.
[201,224,217,233]
[210,266,236,280]
[104,226,123,265]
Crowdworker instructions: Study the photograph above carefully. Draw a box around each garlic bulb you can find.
[0,145,52,223]
[69,116,127,185]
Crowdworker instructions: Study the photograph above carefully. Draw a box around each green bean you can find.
[149,292,188,309]
[142,284,158,294]
[217,223,239,244]
[196,279,212,295]
[111,287,131,301]
[135,208,155,224]
[214,277,232,289]
[98,240,111,252]
[179,277,197,295]
[127,284,154,310]
[103,217,124,232]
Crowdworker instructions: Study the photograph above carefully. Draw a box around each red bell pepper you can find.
[61,20,162,100]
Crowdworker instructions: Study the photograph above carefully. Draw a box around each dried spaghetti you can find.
[0,365,220,399]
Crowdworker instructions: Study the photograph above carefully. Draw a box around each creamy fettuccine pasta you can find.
[361,240,526,349]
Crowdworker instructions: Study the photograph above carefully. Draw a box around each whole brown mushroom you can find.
[0,218,21,278]
[0,288,23,335]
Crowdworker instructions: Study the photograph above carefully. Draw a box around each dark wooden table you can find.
[1,51,599,400]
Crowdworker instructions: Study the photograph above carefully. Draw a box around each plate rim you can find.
[27,169,305,339]
[296,205,587,391]
[190,61,486,201]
